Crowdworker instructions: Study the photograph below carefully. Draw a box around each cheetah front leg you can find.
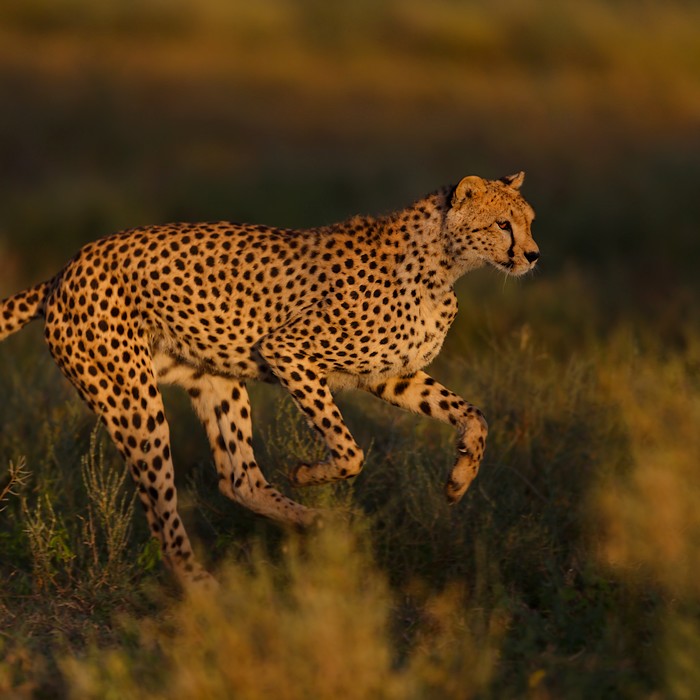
[365,371,488,503]
[258,338,364,487]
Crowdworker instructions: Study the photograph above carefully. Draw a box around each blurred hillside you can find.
[0,0,699,316]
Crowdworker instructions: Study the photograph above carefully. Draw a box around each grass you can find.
[4,327,698,697]
[57,520,503,700]
[1,0,700,697]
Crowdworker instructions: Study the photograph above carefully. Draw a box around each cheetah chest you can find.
[316,287,458,380]
[401,289,458,372]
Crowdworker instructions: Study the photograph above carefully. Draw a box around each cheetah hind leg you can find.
[157,363,322,528]
[52,357,217,590]
[110,406,218,591]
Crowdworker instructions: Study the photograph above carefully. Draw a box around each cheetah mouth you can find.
[494,259,517,275]
[494,259,531,277]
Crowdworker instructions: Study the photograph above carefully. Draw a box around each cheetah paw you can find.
[289,462,323,487]
[290,460,360,487]
[445,455,479,504]
[183,568,220,595]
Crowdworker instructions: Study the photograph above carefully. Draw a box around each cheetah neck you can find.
[432,187,489,284]
[384,188,474,298]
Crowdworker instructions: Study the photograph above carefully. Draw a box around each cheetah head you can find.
[445,171,539,277]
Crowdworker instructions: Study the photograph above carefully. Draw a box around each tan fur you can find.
[0,174,539,586]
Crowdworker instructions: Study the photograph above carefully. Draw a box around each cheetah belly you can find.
[143,292,321,381]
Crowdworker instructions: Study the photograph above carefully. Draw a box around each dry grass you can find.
[594,332,700,597]
[60,521,501,700]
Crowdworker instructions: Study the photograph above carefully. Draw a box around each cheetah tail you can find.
[0,280,53,342]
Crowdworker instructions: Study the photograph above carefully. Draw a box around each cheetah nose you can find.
[524,250,540,264]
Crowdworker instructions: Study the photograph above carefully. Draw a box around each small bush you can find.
[19,427,139,597]
[61,519,502,700]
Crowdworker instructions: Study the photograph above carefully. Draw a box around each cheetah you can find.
[0,172,538,587]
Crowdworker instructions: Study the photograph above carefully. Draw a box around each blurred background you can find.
[1,0,699,329]
[2,2,700,696]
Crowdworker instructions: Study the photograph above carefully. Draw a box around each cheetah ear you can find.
[499,171,525,190]
[451,176,485,208]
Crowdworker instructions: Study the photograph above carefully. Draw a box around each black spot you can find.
[394,381,409,396]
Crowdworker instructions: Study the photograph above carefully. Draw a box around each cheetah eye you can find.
[496,220,512,232]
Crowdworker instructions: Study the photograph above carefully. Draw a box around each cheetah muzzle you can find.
[0,172,539,587]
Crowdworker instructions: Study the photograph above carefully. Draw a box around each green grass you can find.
[2,0,700,697]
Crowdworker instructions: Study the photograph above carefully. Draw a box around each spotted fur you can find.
[0,172,538,587]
